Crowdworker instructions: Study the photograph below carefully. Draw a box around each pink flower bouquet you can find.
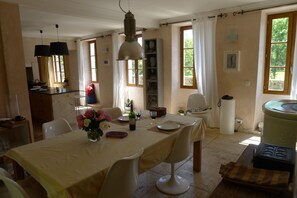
[77,109,112,141]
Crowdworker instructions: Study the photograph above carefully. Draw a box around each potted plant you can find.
[125,99,133,112]
[63,78,69,88]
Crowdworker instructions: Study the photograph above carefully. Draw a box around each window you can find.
[264,12,296,94]
[52,55,66,83]
[126,35,143,86]
[89,40,98,82]
[180,26,196,89]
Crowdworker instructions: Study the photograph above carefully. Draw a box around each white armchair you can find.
[42,118,73,139]
[185,93,210,125]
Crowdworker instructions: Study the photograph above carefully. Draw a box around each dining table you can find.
[5,113,206,198]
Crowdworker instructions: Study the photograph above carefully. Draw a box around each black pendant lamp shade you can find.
[34,45,50,57]
[117,0,144,61]
[50,24,69,55]
[50,42,69,55]
[34,30,51,57]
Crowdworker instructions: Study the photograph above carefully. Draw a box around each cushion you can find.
[85,83,97,104]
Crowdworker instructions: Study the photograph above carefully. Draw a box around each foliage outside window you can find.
[52,55,66,83]
[180,26,196,89]
[263,12,296,94]
[126,35,143,86]
[89,40,98,82]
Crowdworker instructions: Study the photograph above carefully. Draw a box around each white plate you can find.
[0,118,13,122]
[191,110,207,114]
[157,122,180,131]
[118,116,129,122]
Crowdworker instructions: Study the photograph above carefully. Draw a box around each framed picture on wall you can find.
[224,51,240,71]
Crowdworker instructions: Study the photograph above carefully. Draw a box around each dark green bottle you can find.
[129,101,136,130]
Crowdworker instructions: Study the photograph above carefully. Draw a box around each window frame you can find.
[263,11,296,95]
[180,26,197,89]
[126,34,143,87]
[88,40,98,83]
[52,55,66,84]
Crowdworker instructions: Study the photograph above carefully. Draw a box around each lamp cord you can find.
[55,24,59,42]
[39,30,43,45]
[119,0,127,13]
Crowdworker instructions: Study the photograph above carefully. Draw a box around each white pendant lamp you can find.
[117,0,144,61]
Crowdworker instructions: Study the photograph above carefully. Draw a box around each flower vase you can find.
[87,130,101,142]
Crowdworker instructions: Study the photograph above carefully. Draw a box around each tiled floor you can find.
[134,128,261,198]
[0,127,261,197]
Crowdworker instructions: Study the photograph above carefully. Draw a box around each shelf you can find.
[144,38,163,109]
[145,52,157,55]
[147,80,158,83]
[0,119,32,160]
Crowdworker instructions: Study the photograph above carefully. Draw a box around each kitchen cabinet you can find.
[29,92,53,122]
[29,88,79,128]
[0,120,31,158]
[144,38,163,109]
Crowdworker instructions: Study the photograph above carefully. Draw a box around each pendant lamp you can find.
[34,30,50,57]
[50,24,69,55]
[117,0,144,61]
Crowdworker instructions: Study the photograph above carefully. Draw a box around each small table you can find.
[210,144,292,198]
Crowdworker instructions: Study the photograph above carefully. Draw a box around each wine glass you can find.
[150,111,157,125]
[136,110,142,120]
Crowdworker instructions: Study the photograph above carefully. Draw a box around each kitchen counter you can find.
[29,89,79,127]
[29,87,79,95]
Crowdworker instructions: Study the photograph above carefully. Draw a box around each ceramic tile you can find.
[175,159,222,193]
[137,128,250,197]
[134,171,162,198]
[141,184,209,198]
[206,137,248,155]
[150,156,192,176]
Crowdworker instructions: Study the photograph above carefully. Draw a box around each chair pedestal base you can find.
[156,175,190,195]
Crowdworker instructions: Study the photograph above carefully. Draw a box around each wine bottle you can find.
[129,101,136,130]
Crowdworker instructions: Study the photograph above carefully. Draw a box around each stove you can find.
[253,143,295,179]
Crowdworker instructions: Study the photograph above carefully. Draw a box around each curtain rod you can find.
[159,13,227,26]
[233,2,297,16]
[79,28,147,41]
[80,34,112,41]
[160,2,297,26]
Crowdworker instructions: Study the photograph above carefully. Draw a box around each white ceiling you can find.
[1,0,297,39]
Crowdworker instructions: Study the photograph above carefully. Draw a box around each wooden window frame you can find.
[52,55,66,84]
[126,34,143,87]
[263,12,296,95]
[88,40,98,83]
[180,26,197,89]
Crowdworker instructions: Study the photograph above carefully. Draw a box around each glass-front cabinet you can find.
[144,39,163,109]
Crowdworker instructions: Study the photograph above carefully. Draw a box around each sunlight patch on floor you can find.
[239,136,261,146]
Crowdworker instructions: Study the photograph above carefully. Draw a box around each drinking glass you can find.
[136,110,142,120]
[150,111,157,125]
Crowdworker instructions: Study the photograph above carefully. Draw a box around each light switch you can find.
[244,80,251,87]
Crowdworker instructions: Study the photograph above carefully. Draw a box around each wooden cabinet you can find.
[144,38,163,109]
[29,90,78,128]
[29,92,53,122]
[0,120,32,157]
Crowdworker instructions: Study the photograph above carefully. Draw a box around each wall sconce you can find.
[117,0,144,61]
[50,24,69,55]
[34,30,50,57]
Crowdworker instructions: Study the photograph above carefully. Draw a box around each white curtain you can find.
[77,40,88,95]
[192,16,220,127]
[290,24,297,99]
[112,33,126,111]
